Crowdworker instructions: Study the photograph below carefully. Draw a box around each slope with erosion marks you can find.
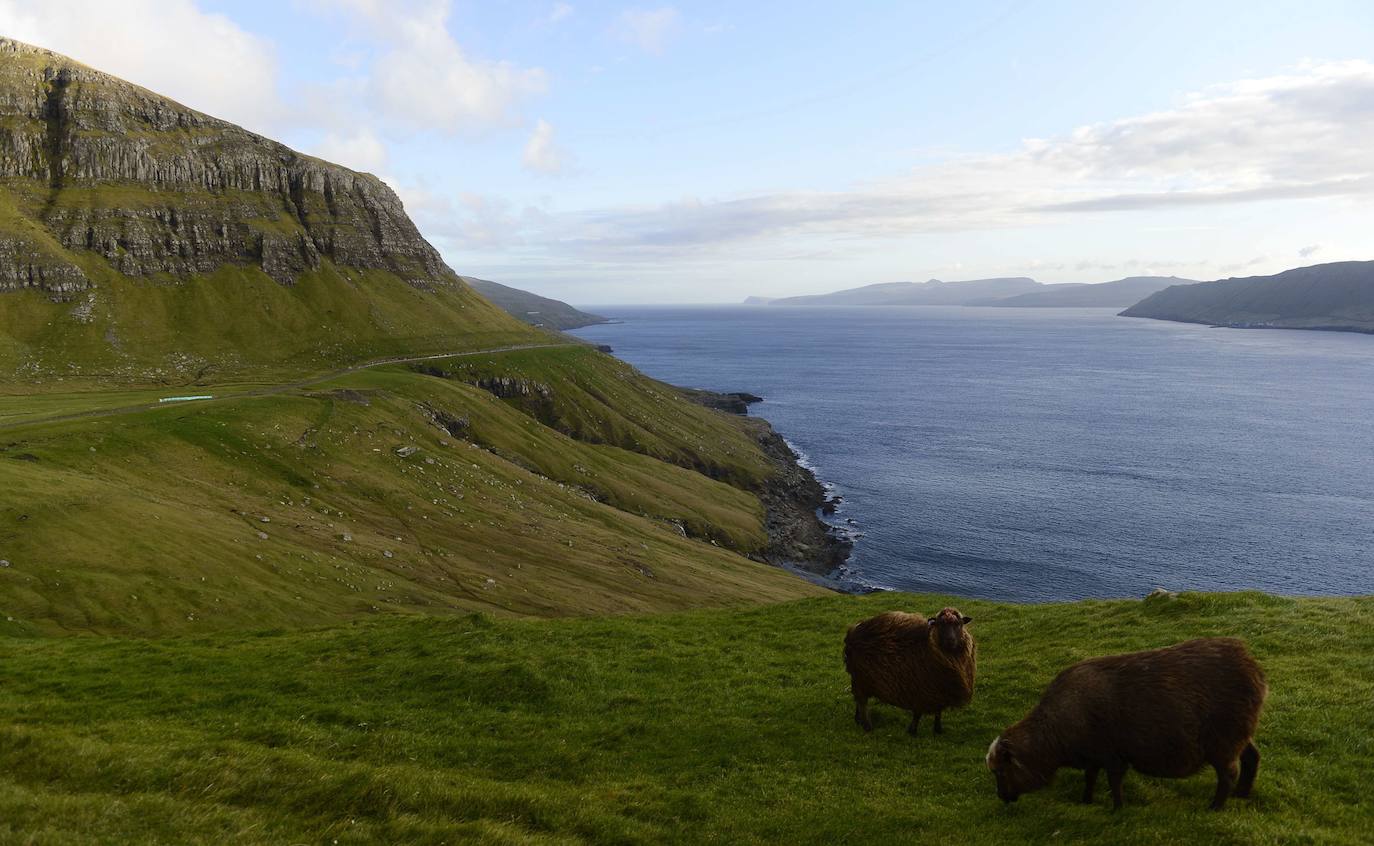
[410,346,850,572]
[0,348,825,636]
[0,37,539,384]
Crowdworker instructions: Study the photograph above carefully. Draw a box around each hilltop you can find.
[0,37,540,385]
[463,277,609,330]
[1121,261,1374,334]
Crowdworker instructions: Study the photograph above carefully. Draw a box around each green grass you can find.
[0,591,1367,844]
[0,348,816,636]
[0,260,543,387]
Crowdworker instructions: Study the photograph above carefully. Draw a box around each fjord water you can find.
[573,307,1374,601]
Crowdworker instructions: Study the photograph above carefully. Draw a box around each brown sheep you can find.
[986,637,1267,811]
[843,607,976,737]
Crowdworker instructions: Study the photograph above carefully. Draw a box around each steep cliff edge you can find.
[0,38,537,383]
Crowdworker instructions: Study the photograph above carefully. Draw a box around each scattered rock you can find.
[1146,587,1179,602]
[256,531,268,540]
[395,446,419,458]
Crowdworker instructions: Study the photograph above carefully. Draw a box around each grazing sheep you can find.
[843,607,976,737]
[986,637,1267,811]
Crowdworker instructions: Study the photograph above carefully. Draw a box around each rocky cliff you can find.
[0,38,535,383]
[0,38,451,293]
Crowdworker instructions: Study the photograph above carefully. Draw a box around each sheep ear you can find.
[962,615,973,625]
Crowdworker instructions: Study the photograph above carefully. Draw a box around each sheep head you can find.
[927,606,972,654]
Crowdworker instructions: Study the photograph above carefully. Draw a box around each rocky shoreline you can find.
[681,389,852,578]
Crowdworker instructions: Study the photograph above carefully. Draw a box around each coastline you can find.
[1118,313,1374,336]
[680,387,854,583]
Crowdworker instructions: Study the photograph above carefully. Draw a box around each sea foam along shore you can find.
[680,388,854,582]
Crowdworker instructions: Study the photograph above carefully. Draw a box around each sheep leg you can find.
[932,710,943,735]
[1082,765,1100,804]
[1210,760,1238,811]
[1106,765,1127,811]
[907,711,921,736]
[1234,742,1260,798]
[853,691,873,733]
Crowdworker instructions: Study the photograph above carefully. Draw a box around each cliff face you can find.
[0,38,449,294]
[0,39,537,383]
[1120,261,1374,334]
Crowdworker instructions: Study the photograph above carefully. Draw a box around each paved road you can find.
[0,343,576,433]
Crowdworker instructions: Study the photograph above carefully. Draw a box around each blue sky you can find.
[4,1,1374,302]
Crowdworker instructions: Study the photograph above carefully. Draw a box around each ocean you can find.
[572,306,1374,601]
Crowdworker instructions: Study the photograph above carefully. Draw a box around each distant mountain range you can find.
[462,277,609,330]
[1120,261,1374,334]
[762,277,1040,306]
[749,275,1184,308]
[747,263,1374,336]
[969,276,1197,307]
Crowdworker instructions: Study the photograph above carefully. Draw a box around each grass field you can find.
[0,591,1368,844]
[0,346,820,635]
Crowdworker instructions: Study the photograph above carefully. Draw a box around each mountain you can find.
[0,37,538,384]
[973,276,1198,307]
[768,277,1041,306]
[742,295,775,304]
[462,276,609,330]
[1120,261,1374,334]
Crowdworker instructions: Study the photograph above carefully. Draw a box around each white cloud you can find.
[1299,244,1322,258]
[312,128,389,173]
[541,3,574,25]
[307,0,547,133]
[613,6,680,54]
[502,61,1374,262]
[521,119,569,175]
[0,0,283,135]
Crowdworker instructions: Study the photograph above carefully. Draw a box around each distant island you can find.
[762,277,1041,306]
[1120,261,1374,335]
[971,276,1197,308]
[748,275,1190,308]
[462,277,611,330]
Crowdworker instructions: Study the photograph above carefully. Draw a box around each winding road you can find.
[0,343,577,433]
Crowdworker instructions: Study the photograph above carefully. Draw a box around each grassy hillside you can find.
[1121,261,1374,333]
[0,347,820,636]
[0,38,546,387]
[0,591,1367,843]
[0,251,541,387]
[463,276,609,330]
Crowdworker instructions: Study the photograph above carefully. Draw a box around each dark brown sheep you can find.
[843,607,976,737]
[986,637,1267,811]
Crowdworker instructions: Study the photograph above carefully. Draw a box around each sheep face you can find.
[986,736,1051,804]
[928,606,972,654]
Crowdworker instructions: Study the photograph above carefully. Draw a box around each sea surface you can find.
[572,306,1374,601]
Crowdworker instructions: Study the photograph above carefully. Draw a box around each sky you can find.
[2,1,1373,304]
